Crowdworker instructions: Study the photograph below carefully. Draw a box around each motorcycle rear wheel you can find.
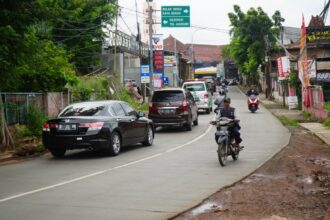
[217,142,227,166]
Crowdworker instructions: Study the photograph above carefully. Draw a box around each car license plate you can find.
[160,109,174,114]
[58,124,77,131]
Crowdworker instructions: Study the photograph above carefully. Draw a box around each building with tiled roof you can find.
[164,35,225,65]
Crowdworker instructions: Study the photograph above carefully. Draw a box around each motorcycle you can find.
[219,83,228,96]
[210,115,240,167]
[247,94,259,113]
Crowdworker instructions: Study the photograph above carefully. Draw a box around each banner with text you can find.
[277,56,290,80]
[152,34,164,88]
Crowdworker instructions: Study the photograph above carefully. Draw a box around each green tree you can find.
[38,0,117,74]
[14,28,77,92]
[226,5,284,85]
[0,0,117,92]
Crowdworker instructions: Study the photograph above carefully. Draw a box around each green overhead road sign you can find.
[162,17,190,28]
[161,6,190,28]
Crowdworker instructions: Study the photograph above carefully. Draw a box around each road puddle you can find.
[191,201,224,215]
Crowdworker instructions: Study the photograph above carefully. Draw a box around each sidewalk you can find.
[260,94,330,147]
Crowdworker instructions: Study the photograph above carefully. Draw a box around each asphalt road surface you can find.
[0,86,290,220]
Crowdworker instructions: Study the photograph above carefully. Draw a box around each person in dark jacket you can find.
[216,97,242,148]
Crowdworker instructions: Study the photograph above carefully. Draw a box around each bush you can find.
[26,106,48,136]
[14,124,32,138]
[118,89,148,112]
[70,75,114,102]
[324,118,330,129]
[324,102,330,112]
[303,112,312,121]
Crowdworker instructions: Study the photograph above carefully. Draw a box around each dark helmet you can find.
[223,97,231,103]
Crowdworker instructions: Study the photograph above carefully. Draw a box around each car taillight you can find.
[43,123,58,132]
[204,93,209,98]
[178,105,189,111]
[79,122,104,131]
[178,99,189,111]
[43,123,50,132]
[149,102,158,113]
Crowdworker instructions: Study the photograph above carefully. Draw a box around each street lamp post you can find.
[190,28,206,79]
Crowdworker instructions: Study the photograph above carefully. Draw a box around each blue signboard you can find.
[140,65,150,83]
[163,77,169,86]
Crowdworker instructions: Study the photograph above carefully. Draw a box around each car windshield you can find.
[152,91,184,102]
[59,103,106,117]
[183,83,205,92]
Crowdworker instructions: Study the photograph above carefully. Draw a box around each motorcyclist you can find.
[246,86,259,110]
[215,97,242,149]
[246,86,259,96]
[214,93,226,110]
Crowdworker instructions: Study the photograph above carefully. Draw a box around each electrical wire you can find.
[119,15,135,36]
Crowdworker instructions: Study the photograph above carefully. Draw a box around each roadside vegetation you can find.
[0,0,117,152]
[324,118,330,129]
[11,106,48,156]
[324,101,330,112]
[222,5,284,87]
[278,115,299,127]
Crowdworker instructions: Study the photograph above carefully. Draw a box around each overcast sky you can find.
[118,0,329,45]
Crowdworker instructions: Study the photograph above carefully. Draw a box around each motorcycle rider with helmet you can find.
[246,85,259,96]
[214,97,243,149]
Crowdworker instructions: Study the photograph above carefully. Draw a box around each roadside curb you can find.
[300,123,330,147]
[0,151,49,167]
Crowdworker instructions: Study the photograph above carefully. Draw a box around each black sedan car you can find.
[42,101,154,158]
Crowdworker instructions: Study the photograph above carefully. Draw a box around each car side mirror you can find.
[137,112,145,118]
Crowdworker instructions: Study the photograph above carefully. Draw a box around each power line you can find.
[53,23,104,31]
[119,15,135,36]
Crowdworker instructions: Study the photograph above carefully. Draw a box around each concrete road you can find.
[0,86,290,220]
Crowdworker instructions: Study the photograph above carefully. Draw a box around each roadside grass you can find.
[303,112,312,121]
[278,115,299,127]
[262,103,285,109]
[324,118,330,130]
[324,101,330,112]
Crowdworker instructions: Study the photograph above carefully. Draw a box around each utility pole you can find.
[147,2,154,93]
[264,35,271,98]
[113,1,119,76]
[174,38,179,87]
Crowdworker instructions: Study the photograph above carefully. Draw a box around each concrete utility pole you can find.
[113,0,119,75]
[174,38,179,87]
[190,28,206,79]
[147,1,154,93]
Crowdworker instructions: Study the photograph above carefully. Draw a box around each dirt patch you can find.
[172,128,330,220]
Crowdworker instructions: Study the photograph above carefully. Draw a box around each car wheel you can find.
[206,108,210,114]
[193,115,198,126]
[49,148,66,158]
[142,125,154,146]
[185,116,193,131]
[106,131,121,156]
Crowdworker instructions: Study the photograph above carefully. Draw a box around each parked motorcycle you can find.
[210,116,240,166]
[248,94,259,113]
